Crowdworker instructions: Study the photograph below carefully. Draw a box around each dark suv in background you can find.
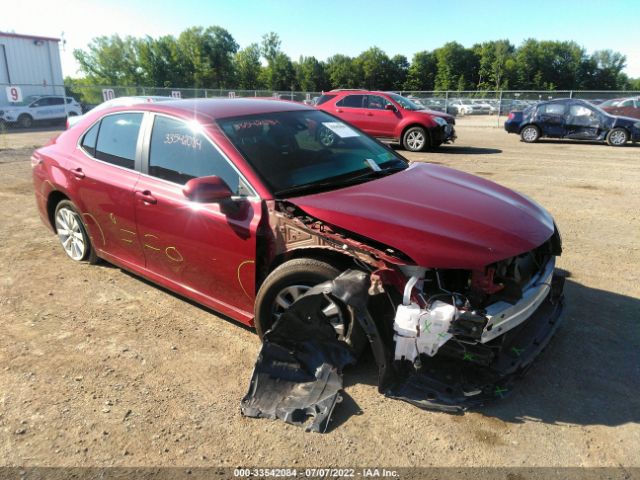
[315,90,456,151]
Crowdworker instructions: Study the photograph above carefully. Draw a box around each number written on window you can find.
[148,116,243,194]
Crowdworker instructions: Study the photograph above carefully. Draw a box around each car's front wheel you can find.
[520,125,540,143]
[18,114,33,129]
[254,258,365,352]
[606,127,629,146]
[402,126,429,152]
[54,200,98,264]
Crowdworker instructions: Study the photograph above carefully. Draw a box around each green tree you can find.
[175,26,238,89]
[403,51,436,91]
[475,40,515,90]
[261,32,281,63]
[234,43,263,89]
[389,55,409,90]
[434,42,477,91]
[295,56,328,92]
[325,54,357,89]
[74,35,143,85]
[355,47,392,90]
[589,50,627,89]
[258,32,295,90]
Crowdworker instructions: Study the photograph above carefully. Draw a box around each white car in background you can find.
[1,95,82,128]
[67,95,173,128]
[447,99,475,116]
[471,99,497,114]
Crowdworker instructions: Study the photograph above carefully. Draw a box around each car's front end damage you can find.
[243,170,565,427]
[384,229,564,411]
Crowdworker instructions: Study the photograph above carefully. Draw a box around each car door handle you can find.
[366,112,374,116]
[71,167,85,179]
[135,190,157,205]
[336,109,343,113]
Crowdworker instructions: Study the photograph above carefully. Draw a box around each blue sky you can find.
[4,0,640,78]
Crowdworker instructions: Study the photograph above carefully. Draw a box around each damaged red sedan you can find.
[32,99,564,413]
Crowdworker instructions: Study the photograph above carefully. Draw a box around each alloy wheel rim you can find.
[523,127,537,141]
[319,128,335,146]
[407,131,425,150]
[610,130,626,145]
[55,208,86,261]
[272,284,346,337]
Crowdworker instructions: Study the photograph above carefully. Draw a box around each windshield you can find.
[386,93,424,111]
[218,110,407,197]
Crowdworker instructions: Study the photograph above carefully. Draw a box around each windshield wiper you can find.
[274,165,406,198]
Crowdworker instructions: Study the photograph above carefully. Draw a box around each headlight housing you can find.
[433,116,448,127]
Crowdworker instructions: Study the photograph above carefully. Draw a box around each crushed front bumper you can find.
[383,272,565,412]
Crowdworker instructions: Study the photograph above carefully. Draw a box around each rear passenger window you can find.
[95,113,143,169]
[541,104,565,115]
[81,123,100,156]
[148,116,242,193]
[336,95,365,108]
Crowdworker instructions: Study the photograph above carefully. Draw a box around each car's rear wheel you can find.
[54,200,98,264]
[520,125,540,143]
[18,114,33,129]
[402,126,429,152]
[255,258,365,353]
[606,127,629,146]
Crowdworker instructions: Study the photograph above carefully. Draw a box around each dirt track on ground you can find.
[1,122,639,469]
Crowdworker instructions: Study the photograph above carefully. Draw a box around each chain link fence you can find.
[2,82,639,130]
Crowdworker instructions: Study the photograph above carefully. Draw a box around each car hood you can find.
[417,109,455,122]
[287,163,555,269]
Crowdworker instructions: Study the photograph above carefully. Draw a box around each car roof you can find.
[133,98,314,120]
[328,89,391,96]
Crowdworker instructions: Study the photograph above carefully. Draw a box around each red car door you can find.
[133,114,261,319]
[67,112,145,268]
[333,94,368,131]
[363,95,400,137]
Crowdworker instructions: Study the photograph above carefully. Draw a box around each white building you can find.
[0,32,64,106]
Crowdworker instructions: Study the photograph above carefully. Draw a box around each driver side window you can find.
[569,105,594,117]
[367,95,391,110]
[148,116,242,194]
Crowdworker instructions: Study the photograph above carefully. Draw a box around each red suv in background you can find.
[315,90,456,151]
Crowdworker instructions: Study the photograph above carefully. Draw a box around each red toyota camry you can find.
[32,99,564,400]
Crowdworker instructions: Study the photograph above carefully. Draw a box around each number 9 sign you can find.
[6,86,23,103]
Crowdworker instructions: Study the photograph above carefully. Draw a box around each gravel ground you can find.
[0,122,639,469]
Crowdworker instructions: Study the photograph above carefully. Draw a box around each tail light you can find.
[507,112,515,120]
[66,119,70,129]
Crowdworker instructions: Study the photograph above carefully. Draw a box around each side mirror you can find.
[385,104,397,112]
[183,176,232,203]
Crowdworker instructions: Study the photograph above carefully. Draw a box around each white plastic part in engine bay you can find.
[393,300,456,361]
